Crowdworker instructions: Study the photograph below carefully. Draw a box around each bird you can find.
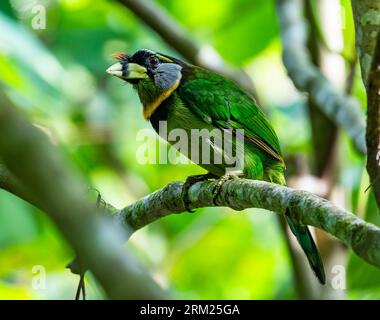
[106,49,326,285]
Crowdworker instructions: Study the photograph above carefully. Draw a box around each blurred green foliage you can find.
[0,0,376,299]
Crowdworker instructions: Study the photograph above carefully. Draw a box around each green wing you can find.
[178,68,284,163]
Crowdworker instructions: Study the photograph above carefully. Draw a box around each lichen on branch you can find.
[351,0,380,87]
[351,1,380,210]
[115,179,380,270]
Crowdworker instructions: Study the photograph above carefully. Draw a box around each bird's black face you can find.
[106,49,183,88]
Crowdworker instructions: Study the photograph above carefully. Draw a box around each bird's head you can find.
[106,49,183,87]
[106,49,184,119]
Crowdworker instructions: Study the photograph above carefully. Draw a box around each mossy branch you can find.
[3,157,380,272]
[351,2,380,211]
[351,0,380,88]
[113,179,380,270]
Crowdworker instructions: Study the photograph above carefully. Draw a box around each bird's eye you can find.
[149,56,159,67]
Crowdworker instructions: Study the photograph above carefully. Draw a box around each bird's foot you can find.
[212,172,244,205]
[182,173,216,212]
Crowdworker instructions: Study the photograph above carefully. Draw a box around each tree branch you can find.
[112,179,380,270]
[0,91,165,299]
[0,162,44,209]
[116,0,260,101]
[351,0,380,88]
[365,32,380,208]
[276,0,366,154]
[351,2,380,210]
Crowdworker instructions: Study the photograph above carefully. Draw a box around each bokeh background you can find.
[0,0,378,299]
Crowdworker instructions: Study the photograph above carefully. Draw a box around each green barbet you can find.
[106,49,325,284]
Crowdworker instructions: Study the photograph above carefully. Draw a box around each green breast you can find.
[150,93,268,179]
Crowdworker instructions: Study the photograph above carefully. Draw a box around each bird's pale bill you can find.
[106,62,149,80]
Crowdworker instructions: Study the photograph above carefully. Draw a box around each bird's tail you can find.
[267,167,326,285]
[285,215,326,284]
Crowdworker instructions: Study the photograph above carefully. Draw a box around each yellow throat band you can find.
[143,79,181,120]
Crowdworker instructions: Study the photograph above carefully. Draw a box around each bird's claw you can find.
[182,173,216,212]
[212,173,242,205]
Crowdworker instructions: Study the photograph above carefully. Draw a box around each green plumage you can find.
[150,66,325,284]
[111,50,325,285]
[179,67,285,181]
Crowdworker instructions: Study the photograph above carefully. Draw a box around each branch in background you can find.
[351,0,380,88]
[304,0,339,181]
[365,33,380,209]
[116,0,260,101]
[0,91,165,300]
[351,1,380,210]
[0,163,33,204]
[345,58,357,95]
[278,0,350,298]
[299,0,346,300]
[276,0,366,155]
